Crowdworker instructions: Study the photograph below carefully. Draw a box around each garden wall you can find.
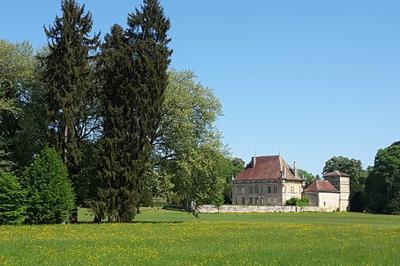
[199,205,321,213]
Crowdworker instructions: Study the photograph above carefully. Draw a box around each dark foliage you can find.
[39,0,100,216]
[365,142,400,214]
[95,0,171,222]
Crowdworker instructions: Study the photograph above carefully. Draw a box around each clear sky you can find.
[1,1,399,175]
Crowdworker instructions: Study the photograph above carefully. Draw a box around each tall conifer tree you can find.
[96,0,171,222]
[40,0,100,220]
[96,25,137,222]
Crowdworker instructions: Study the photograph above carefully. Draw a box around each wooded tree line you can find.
[0,0,243,224]
[299,143,400,214]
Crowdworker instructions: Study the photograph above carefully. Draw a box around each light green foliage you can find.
[0,40,35,171]
[297,169,315,185]
[0,170,26,225]
[21,147,75,224]
[0,209,399,265]
[153,70,227,212]
[0,39,35,93]
[366,142,400,214]
[285,197,309,207]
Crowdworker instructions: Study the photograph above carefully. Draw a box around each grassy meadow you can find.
[0,209,399,265]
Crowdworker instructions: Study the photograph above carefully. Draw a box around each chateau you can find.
[232,155,350,211]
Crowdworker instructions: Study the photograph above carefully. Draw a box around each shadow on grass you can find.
[133,221,184,224]
[77,221,184,225]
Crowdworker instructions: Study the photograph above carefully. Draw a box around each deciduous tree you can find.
[153,70,228,213]
[297,169,316,186]
[0,40,35,171]
[365,142,400,214]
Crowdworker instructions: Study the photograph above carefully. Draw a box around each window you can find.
[249,187,254,194]
[255,197,259,205]
[255,186,259,194]
[235,197,238,204]
[260,187,263,193]
[260,197,264,205]
[249,197,253,205]
[273,186,277,193]
[268,186,271,193]
[242,197,245,205]
[241,187,246,194]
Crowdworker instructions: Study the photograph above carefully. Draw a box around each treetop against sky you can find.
[1,0,399,174]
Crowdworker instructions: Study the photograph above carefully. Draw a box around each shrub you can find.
[21,147,75,224]
[0,171,26,225]
[285,197,309,207]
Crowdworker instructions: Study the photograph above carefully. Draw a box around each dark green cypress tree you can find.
[96,24,138,222]
[40,0,100,220]
[95,0,171,222]
[125,0,172,209]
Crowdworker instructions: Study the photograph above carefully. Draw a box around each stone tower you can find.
[324,171,350,211]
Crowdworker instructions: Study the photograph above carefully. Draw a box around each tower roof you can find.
[324,170,349,178]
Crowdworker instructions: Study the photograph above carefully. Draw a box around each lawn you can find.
[0,209,399,265]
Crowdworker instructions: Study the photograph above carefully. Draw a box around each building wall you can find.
[303,192,319,206]
[318,192,340,212]
[281,181,303,205]
[325,175,350,211]
[232,180,303,206]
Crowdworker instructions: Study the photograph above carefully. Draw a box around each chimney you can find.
[252,157,257,168]
[293,161,297,178]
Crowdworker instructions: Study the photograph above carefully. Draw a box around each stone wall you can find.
[199,205,320,214]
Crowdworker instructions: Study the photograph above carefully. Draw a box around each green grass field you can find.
[0,209,399,265]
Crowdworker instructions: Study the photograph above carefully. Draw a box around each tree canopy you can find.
[95,0,172,222]
[365,142,400,214]
[297,169,316,186]
[152,70,230,213]
[0,40,35,171]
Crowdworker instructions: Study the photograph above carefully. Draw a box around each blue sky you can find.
[1,1,399,175]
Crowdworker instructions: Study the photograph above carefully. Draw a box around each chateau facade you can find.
[232,156,350,211]
[232,156,304,206]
